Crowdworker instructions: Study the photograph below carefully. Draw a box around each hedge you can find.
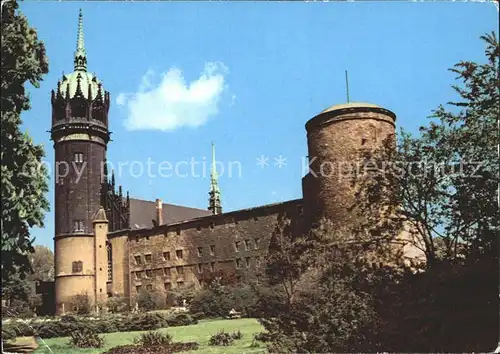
[1,313,197,340]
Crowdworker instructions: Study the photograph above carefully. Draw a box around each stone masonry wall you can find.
[113,199,304,304]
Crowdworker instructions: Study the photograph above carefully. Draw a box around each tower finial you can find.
[74,9,87,71]
[345,70,350,103]
[208,142,222,214]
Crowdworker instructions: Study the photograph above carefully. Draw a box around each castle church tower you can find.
[51,10,111,315]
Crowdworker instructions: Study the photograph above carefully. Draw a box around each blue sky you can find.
[19,1,497,249]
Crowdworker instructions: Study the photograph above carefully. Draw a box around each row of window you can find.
[134,262,218,280]
[134,239,261,266]
[134,256,261,281]
[236,256,261,269]
[235,238,260,252]
[136,281,183,293]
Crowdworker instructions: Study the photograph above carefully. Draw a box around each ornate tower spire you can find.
[208,142,222,214]
[74,9,87,71]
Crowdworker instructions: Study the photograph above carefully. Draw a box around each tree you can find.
[1,0,50,282]
[354,32,499,265]
[28,245,54,282]
[257,216,395,353]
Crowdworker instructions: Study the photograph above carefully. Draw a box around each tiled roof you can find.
[128,198,212,230]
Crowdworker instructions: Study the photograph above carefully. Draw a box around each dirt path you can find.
[3,336,39,353]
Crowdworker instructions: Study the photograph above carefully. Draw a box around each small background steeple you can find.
[208,142,222,214]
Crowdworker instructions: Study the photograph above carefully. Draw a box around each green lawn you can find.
[28,318,266,354]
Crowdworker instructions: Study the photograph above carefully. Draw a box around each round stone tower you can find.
[51,10,110,315]
[302,102,396,227]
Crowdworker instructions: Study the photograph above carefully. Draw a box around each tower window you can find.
[210,245,215,256]
[74,220,84,232]
[197,247,203,256]
[145,254,152,263]
[136,285,142,293]
[254,238,260,250]
[176,266,184,276]
[210,262,215,272]
[235,258,242,269]
[245,257,251,268]
[134,255,142,265]
[164,282,172,291]
[176,249,183,259]
[145,270,152,278]
[244,239,251,251]
[235,241,241,252]
[197,264,203,273]
[74,152,84,163]
[72,261,83,273]
[146,284,153,291]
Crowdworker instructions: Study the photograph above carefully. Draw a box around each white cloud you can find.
[118,63,229,131]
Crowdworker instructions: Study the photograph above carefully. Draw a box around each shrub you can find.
[166,313,196,327]
[71,292,92,315]
[209,330,234,346]
[60,314,79,322]
[192,312,205,321]
[68,327,104,348]
[1,325,17,341]
[2,312,196,339]
[137,289,159,311]
[133,331,173,346]
[103,342,199,354]
[231,330,243,340]
[249,338,261,348]
[107,296,128,313]
[189,283,259,318]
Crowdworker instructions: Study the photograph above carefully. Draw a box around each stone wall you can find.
[111,199,304,303]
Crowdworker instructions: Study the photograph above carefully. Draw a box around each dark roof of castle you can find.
[128,198,212,230]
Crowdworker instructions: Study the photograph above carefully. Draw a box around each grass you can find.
[26,318,266,354]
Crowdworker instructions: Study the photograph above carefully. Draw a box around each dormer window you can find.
[74,152,84,163]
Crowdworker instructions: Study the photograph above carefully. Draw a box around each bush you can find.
[107,296,129,313]
[137,289,166,311]
[71,292,92,315]
[68,327,105,348]
[2,312,197,339]
[1,325,17,341]
[103,342,199,354]
[133,331,173,346]
[192,312,205,321]
[231,330,243,340]
[208,330,234,346]
[189,283,259,318]
[166,313,197,327]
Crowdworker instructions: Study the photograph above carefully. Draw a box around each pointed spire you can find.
[74,9,87,71]
[208,142,222,214]
[111,169,115,189]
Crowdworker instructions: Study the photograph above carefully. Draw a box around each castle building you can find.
[51,10,422,315]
